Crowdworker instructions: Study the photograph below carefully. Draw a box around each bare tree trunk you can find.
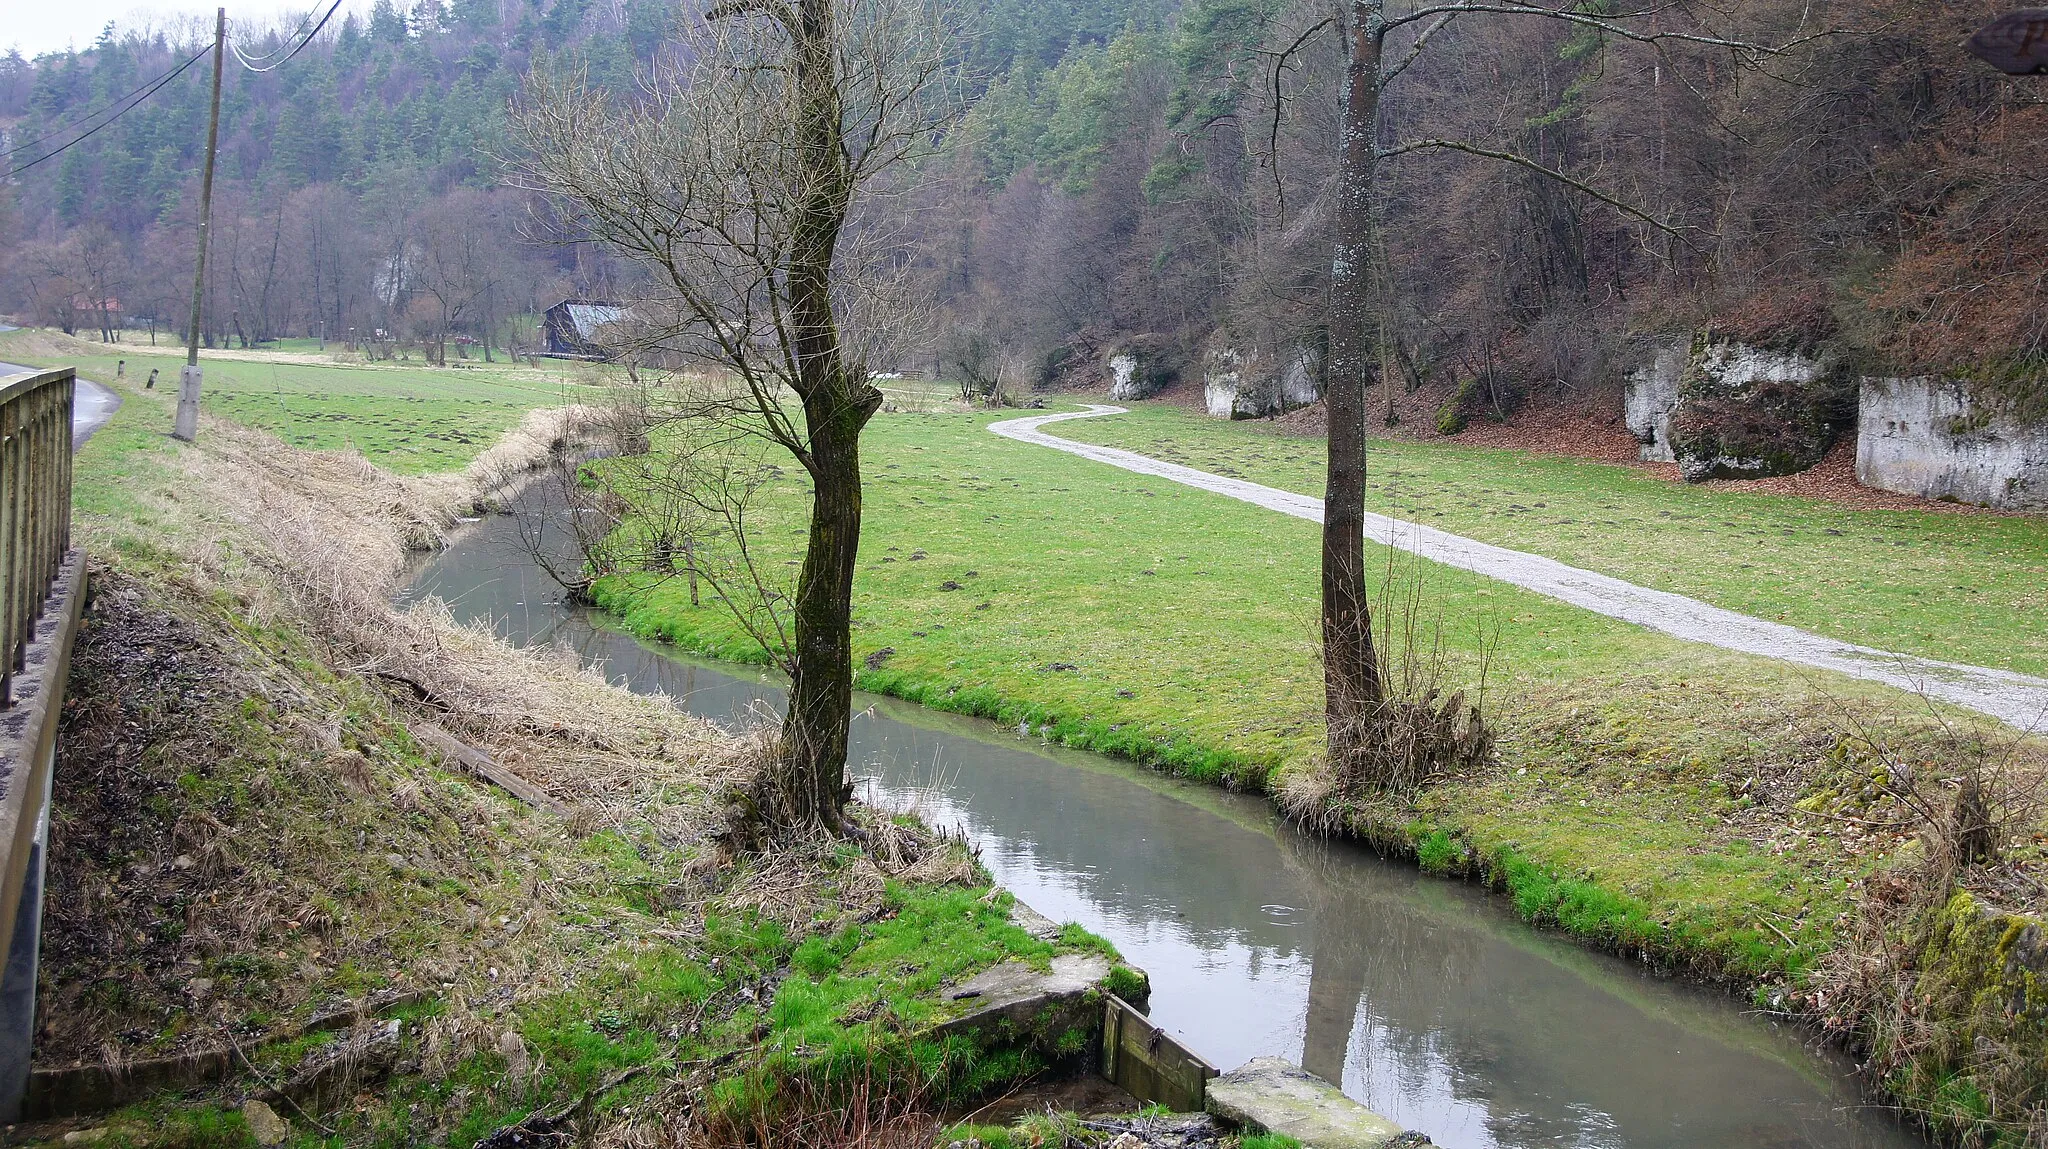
[770,0,883,831]
[778,399,873,826]
[685,535,700,606]
[1324,0,1386,771]
[515,0,949,838]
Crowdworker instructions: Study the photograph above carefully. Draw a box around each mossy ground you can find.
[25,369,1108,1147]
[1845,890,2048,1148]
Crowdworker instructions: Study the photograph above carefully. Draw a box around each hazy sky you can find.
[5,1,371,59]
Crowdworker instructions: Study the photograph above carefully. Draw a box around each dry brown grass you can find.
[141,408,758,846]
[42,405,764,1081]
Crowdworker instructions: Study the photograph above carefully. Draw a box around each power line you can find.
[0,45,211,160]
[4,0,343,182]
[229,1,325,66]
[3,47,214,179]
[229,0,346,72]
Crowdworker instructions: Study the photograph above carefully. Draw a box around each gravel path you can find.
[992,404,2048,731]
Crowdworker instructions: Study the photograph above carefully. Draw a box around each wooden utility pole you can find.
[175,7,226,443]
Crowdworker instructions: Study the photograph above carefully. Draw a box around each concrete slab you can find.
[1205,1057,1424,1148]
[1008,899,1064,941]
[929,953,1110,1049]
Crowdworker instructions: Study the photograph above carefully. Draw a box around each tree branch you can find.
[1379,136,1704,252]
[1379,1,1823,58]
[1259,15,1335,222]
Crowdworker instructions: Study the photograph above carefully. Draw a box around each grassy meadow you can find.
[587,403,2048,980]
[32,332,2048,1012]
[1,327,601,473]
[1056,403,2048,677]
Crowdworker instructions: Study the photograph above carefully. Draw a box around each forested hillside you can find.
[2,0,2043,405]
[913,0,2046,417]
[0,0,675,352]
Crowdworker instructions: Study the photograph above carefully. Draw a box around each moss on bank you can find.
[1875,892,2048,1147]
[27,378,1115,1146]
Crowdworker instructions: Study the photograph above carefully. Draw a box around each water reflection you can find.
[400,503,1920,1149]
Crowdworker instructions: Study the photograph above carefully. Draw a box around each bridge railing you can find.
[0,366,80,1123]
[0,368,75,707]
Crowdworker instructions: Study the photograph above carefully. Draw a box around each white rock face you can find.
[1202,342,1321,419]
[1203,346,1252,417]
[1695,341,1828,388]
[1623,343,1685,462]
[1857,377,2048,510]
[1108,352,1144,400]
[1659,337,1845,481]
[1280,349,1321,408]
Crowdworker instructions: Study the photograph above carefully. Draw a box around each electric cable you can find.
[229,0,346,72]
[3,46,215,178]
[0,44,211,159]
[228,0,326,66]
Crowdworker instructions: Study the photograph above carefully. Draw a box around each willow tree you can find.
[1319,1,1804,782]
[516,0,952,833]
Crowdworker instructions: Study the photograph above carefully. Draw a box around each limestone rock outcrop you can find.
[1622,341,1685,462]
[1105,335,1179,400]
[1202,341,1322,419]
[1637,335,1854,481]
[1857,377,2048,509]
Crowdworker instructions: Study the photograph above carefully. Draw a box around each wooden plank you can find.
[413,723,569,816]
[1101,994,1216,1114]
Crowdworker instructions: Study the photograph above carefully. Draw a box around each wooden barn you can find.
[542,299,629,359]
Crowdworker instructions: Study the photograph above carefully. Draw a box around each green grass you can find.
[598,408,1676,782]
[588,405,2025,980]
[0,328,600,473]
[1052,402,2048,676]
[42,362,1099,1146]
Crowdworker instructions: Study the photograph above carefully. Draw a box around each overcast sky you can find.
[6,1,371,59]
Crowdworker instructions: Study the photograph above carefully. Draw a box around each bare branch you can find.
[1379,136,1704,251]
[1379,1,1826,58]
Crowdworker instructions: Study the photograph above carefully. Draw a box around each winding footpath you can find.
[992,404,2048,731]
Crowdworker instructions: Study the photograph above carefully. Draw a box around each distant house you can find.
[69,294,122,332]
[542,299,630,359]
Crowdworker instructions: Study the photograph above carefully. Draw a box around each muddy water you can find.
[401,502,1922,1149]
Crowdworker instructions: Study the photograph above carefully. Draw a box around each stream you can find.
[400,498,1924,1149]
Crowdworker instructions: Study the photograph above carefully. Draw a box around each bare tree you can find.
[942,325,1001,403]
[1316,0,1813,786]
[414,189,505,364]
[514,0,955,833]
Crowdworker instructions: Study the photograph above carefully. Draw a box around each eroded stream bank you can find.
[401,498,1924,1149]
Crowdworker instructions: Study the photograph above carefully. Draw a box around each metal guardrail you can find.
[0,369,75,708]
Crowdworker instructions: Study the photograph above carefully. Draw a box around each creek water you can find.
[400,500,1924,1149]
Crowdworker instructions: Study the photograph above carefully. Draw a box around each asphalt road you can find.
[0,361,122,447]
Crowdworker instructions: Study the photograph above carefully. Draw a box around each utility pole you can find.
[175,7,226,443]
